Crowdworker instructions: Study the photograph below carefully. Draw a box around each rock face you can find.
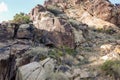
[16,58,69,80]
[29,4,89,48]
[0,54,16,80]
[79,0,120,26]
[16,24,35,39]
[29,4,46,21]
[115,4,120,26]
[45,0,120,26]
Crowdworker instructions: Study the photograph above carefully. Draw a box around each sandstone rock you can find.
[101,52,120,61]
[80,70,90,78]
[29,4,46,21]
[29,4,92,48]
[16,58,59,80]
[73,68,81,76]
[47,0,120,26]
[114,45,120,54]
[74,77,80,80]
[16,62,44,80]
[100,44,113,53]
[16,24,35,39]
[32,12,75,48]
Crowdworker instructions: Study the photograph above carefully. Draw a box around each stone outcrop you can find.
[16,59,54,80]
[16,58,69,80]
[29,4,46,21]
[44,0,120,26]
[29,4,89,48]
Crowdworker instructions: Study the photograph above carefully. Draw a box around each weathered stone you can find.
[16,58,56,80]
[30,9,75,48]
[16,24,35,39]
[114,45,120,54]
[80,70,90,78]
[45,0,120,26]
[0,54,16,80]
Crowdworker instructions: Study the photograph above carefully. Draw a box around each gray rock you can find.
[16,58,56,80]
[80,70,90,78]
[16,62,44,80]
[74,77,80,80]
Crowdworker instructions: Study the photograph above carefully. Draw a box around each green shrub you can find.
[62,46,76,56]
[46,5,63,15]
[25,47,49,61]
[101,60,120,77]
[68,19,80,27]
[48,48,63,59]
[13,12,30,24]
[105,28,116,34]
[96,28,116,34]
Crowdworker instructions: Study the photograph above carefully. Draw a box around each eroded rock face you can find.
[16,24,35,39]
[29,4,46,21]
[29,4,91,48]
[79,0,120,26]
[0,54,16,80]
[38,17,75,48]
[30,5,72,48]
[16,58,56,80]
[45,0,120,26]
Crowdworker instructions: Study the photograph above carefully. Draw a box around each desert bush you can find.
[68,18,81,27]
[62,46,76,56]
[101,60,120,77]
[13,12,30,24]
[96,28,116,34]
[46,5,63,15]
[24,47,49,61]
[48,48,63,59]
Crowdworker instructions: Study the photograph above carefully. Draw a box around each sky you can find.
[0,0,45,22]
[0,0,120,23]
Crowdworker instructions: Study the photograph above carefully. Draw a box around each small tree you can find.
[13,12,30,24]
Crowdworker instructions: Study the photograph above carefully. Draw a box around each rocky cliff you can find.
[44,0,120,26]
[0,0,120,80]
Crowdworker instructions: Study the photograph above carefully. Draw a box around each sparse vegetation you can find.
[13,12,30,24]
[96,28,116,34]
[101,60,120,77]
[48,46,76,58]
[68,19,80,27]
[46,5,63,15]
[48,48,63,59]
[46,72,69,80]
[25,47,49,61]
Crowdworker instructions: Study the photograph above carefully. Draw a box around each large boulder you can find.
[30,8,75,48]
[29,4,46,21]
[16,58,67,80]
[16,58,69,80]
[16,62,45,80]
[29,5,89,48]
[16,24,35,39]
